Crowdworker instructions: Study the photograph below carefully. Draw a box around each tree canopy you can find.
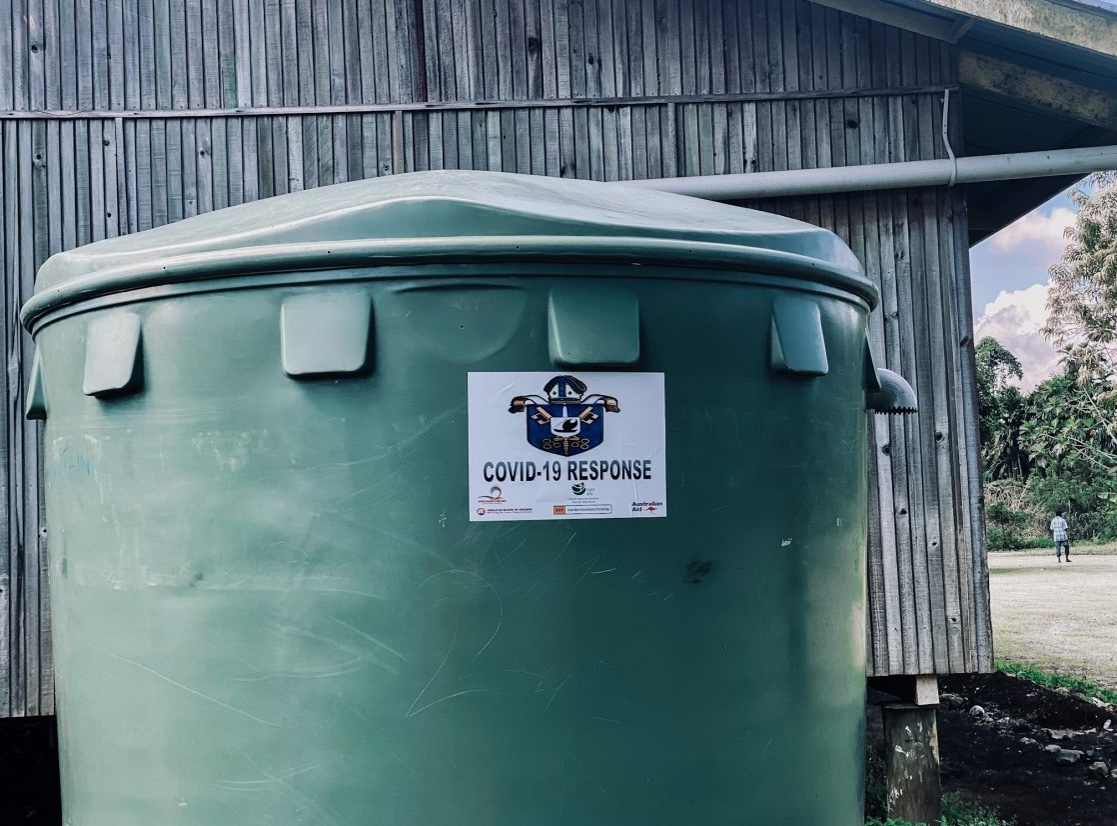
[975,337,1027,481]
[1043,171,1117,392]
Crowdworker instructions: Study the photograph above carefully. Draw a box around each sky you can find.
[969,188,1079,392]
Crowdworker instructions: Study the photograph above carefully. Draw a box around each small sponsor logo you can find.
[477,486,506,504]
[553,505,567,515]
[476,508,486,516]
[571,483,587,495]
[561,504,613,515]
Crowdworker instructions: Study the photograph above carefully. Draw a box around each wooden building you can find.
[2,0,1117,720]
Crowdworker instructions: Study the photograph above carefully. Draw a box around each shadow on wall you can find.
[0,716,61,824]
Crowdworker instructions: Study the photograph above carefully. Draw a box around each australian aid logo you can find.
[468,371,667,522]
[509,374,619,457]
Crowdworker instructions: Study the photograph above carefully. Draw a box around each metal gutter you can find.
[624,145,1117,200]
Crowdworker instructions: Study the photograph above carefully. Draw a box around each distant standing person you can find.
[1050,510,1071,562]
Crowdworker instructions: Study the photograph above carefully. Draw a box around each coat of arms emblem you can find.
[508,375,620,456]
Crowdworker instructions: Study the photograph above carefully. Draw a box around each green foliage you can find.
[863,794,1013,825]
[1012,537,1060,550]
[976,338,1024,389]
[995,658,1117,706]
[1043,173,1117,390]
[976,338,1029,482]
[1019,369,1117,538]
[984,501,1031,551]
[865,750,888,821]
[939,793,1015,826]
[983,479,1037,549]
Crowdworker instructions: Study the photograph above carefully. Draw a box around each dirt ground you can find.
[988,549,1117,690]
[865,549,1117,826]
[867,671,1117,826]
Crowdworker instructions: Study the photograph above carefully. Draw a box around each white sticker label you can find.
[468,372,667,521]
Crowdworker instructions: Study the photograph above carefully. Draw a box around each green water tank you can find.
[23,170,912,826]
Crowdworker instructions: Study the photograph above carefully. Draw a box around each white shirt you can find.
[1050,516,1068,542]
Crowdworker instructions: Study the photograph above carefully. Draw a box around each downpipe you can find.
[623,145,1117,200]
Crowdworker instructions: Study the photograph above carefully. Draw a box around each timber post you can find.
[879,675,942,825]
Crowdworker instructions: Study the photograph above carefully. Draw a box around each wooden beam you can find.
[805,0,965,42]
[917,0,1117,59]
[960,52,1117,132]
[0,85,954,121]
[869,674,941,706]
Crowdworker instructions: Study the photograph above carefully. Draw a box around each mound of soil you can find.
[871,672,1117,826]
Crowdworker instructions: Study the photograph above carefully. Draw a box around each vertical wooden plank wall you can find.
[0,0,991,715]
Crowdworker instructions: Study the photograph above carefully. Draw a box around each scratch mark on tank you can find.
[563,740,609,795]
[468,578,503,665]
[273,625,365,654]
[545,674,573,709]
[332,617,407,661]
[574,555,600,588]
[230,656,373,682]
[491,538,527,570]
[231,625,381,680]
[405,571,505,714]
[46,445,94,486]
[189,429,264,473]
[366,524,457,568]
[408,688,521,718]
[527,579,556,616]
[406,626,456,717]
[470,668,542,681]
[345,709,422,776]
[407,571,503,665]
[222,749,344,825]
[207,579,391,601]
[549,531,578,567]
[367,407,465,462]
[405,623,513,718]
[215,759,318,789]
[93,646,288,727]
[591,567,617,574]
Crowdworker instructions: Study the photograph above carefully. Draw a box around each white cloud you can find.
[980,283,1049,328]
[974,283,1062,392]
[987,206,1075,258]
